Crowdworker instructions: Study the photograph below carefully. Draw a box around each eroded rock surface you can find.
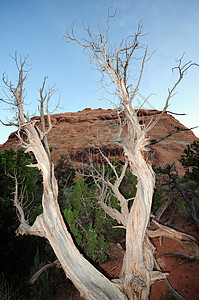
[0,108,197,174]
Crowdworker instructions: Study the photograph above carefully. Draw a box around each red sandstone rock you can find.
[0,108,198,175]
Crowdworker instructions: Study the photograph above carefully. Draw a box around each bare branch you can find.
[154,259,185,300]
[85,151,129,226]
[7,172,45,237]
[38,76,56,163]
[137,93,155,110]
[147,220,197,242]
[149,124,199,146]
[154,197,173,222]
[129,48,148,103]
[28,260,61,284]
[163,252,195,261]
[1,53,31,127]
[147,58,199,132]
[149,270,168,283]
[12,174,27,226]
[166,110,187,116]
[0,119,17,127]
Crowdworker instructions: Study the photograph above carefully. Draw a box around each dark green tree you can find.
[63,178,110,263]
[180,141,199,181]
[0,148,46,296]
[0,148,42,203]
[153,163,199,231]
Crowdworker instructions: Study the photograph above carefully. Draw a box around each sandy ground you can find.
[56,222,199,300]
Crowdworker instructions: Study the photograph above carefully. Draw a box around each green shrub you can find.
[0,148,42,203]
[63,160,137,263]
[180,141,199,181]
[63,178,110,262]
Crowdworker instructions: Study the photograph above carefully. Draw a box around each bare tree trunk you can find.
[16,123,126,300]
[123,153,155,299]
[113,103,156,299]
[64,10,198,298]
[3,12,199,297]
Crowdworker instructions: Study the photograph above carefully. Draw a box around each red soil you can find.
[55,223,199,300]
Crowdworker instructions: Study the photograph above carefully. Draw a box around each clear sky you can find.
[0,0,199,144]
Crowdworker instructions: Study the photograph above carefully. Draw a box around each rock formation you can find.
[0,108,197,175]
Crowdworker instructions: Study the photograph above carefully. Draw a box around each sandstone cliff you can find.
[0,108,197,175]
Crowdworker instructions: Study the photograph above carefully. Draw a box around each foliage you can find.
[153,163,199,227]
[54,155,76,212]
[178,199,187,216]
[63,161,137,263]
[0,148,54,298]
[54,154,76,190]
[0,273,20,300]
[29,204,43,223]
[180,141,199,181]
[63,178,110,262]
[120,168,137,200]
[151,188,162,213]
[0,149,39,282]
[0,148,42,202]
[152,165,173,210]
[85,160,137,208]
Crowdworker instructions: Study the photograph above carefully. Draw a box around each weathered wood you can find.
[19,122,127,300]
[117,109,156,299]
[28,260,61,284]
[3,17,199,298]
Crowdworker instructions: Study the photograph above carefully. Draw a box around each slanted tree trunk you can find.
[16,122,127,300]
[1,55,126,300]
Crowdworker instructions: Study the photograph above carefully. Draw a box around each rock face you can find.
[0,108,197,175]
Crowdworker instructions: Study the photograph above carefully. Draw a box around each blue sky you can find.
[0,0,199,143]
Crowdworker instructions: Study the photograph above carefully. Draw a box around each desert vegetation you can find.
[0,142,199,299]
[0,9,199,300]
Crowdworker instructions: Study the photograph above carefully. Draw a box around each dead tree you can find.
[1,12,198,299]
[64,9,199,299]
[1,54,126,300]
